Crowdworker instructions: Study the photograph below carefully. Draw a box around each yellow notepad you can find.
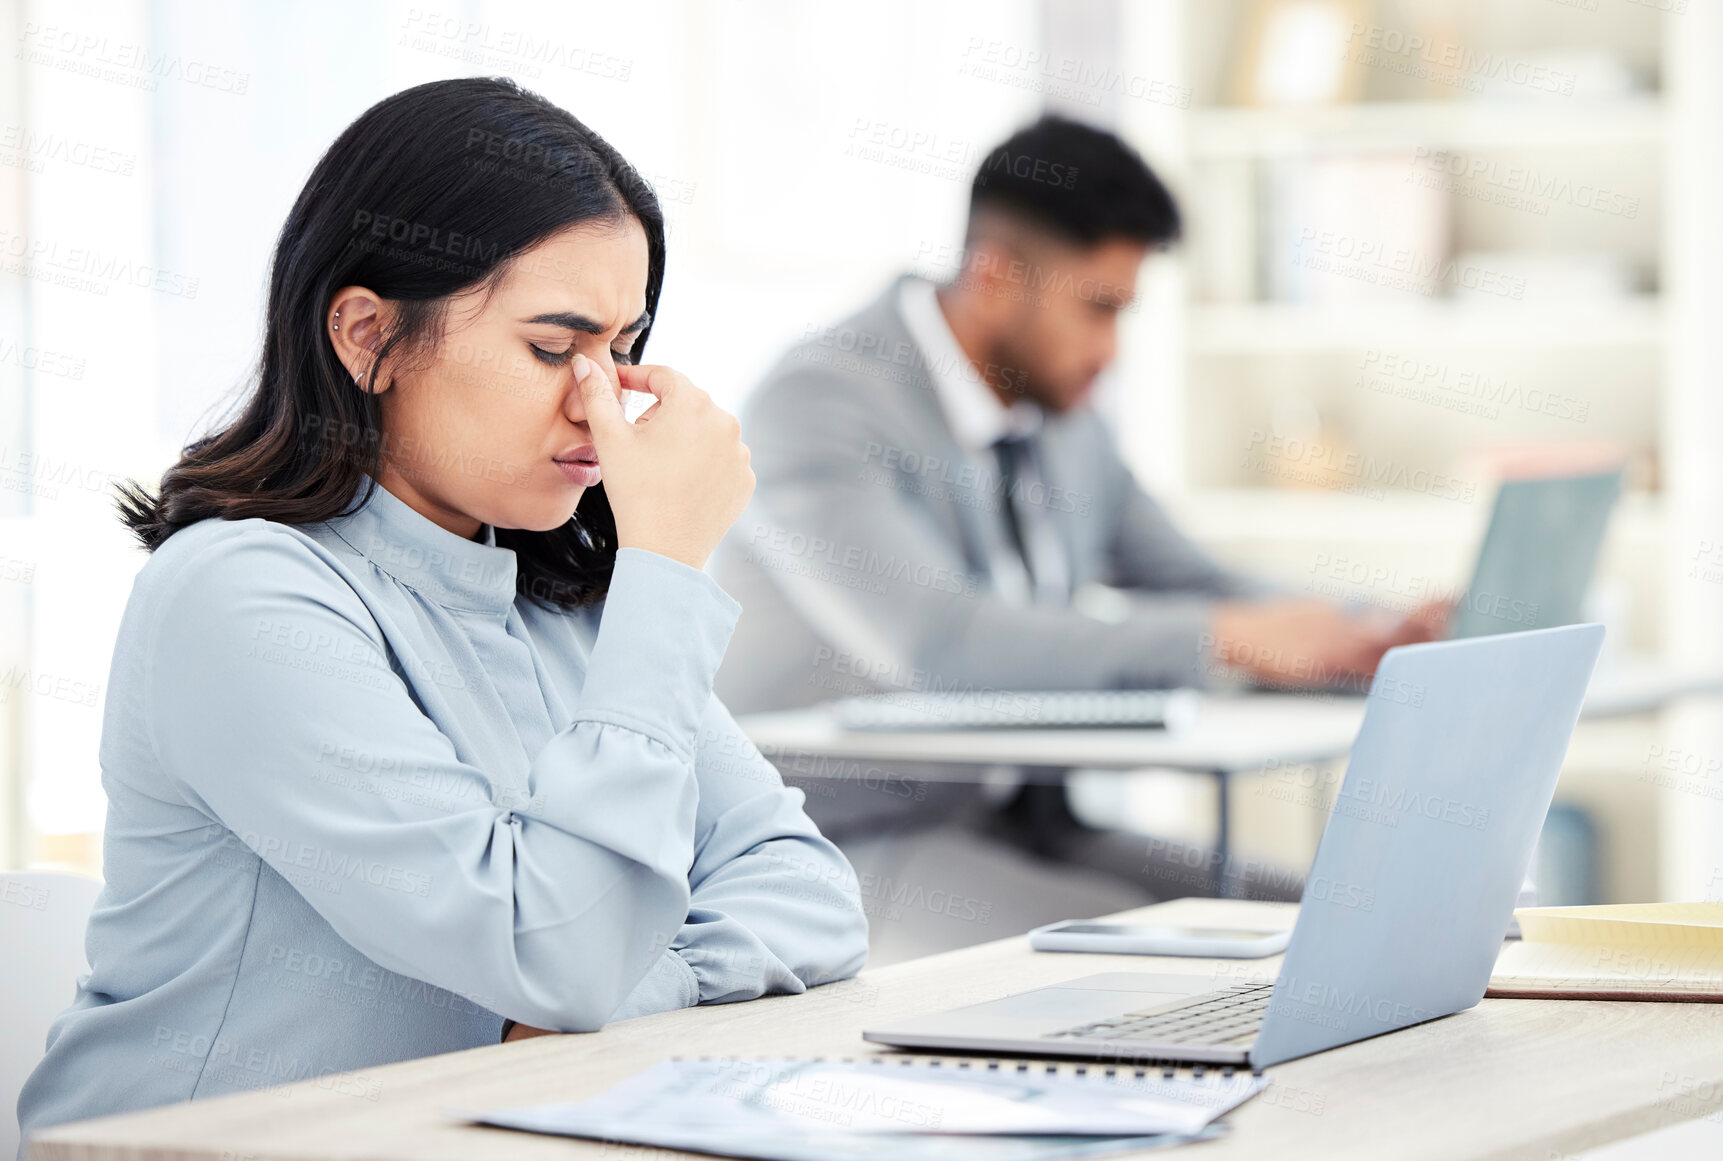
[1487,903,1723,1001]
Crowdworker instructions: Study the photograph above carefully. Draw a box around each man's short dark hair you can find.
[969,114,1180,248]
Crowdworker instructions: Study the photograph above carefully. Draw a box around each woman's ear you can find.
[327,286,391,393]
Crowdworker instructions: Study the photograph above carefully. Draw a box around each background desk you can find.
[740,659,1723,887]
[30,898,1723,1161]
[743,693,1363,891]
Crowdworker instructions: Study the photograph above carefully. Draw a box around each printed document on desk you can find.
[465,1056,1264,1160]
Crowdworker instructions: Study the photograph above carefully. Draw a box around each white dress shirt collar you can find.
[896,276,1042,453]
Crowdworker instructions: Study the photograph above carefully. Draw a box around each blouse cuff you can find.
[608,946,702,1022]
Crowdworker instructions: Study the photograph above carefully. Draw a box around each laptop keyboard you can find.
[1043,982,1274,1046]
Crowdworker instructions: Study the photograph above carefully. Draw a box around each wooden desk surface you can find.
[30,898,1723,1161]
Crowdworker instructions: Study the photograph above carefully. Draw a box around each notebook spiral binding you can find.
[676,1055,1265,1082]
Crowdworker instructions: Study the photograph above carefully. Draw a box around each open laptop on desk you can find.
[1445,469,1622,639]
[825,471,1621,731]
[863,622,1605,1070]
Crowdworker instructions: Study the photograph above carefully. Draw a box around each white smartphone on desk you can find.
[1029,920,1290,958]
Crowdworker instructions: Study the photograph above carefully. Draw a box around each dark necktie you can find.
[991,434,1035,587]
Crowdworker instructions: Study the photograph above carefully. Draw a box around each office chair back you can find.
[1,872,102,1160]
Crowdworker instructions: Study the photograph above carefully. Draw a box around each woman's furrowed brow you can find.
[521,308,652,335]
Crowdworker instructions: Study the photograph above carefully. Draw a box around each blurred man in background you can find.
[713,115,1439,961]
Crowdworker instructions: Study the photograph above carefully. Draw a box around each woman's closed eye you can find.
[530,343,635,368]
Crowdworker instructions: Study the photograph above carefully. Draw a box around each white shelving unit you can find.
[1191,297,1664,354]
[1189,95,1666,157]
[1103,0,1723,904]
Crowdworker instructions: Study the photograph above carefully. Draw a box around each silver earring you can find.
[332,309,341,332]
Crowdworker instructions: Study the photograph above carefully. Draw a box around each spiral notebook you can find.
[465,1055,1265,1161]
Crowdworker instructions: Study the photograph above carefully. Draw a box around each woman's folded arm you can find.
[609,701,869,1021]
[144,529,738,1032]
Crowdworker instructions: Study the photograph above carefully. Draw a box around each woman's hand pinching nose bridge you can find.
[572,352,754,571]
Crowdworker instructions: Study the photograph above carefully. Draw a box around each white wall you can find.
[5,0,1044,866]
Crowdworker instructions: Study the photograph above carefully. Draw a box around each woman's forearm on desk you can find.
[517,703,870,1034]
[600,699,868,1023]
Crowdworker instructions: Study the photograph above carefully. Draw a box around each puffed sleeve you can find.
[608,698,868,1021]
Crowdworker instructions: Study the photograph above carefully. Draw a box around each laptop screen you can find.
[1450,470,1623,640]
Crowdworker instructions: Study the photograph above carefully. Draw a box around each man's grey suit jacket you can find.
[713,274,1260,726]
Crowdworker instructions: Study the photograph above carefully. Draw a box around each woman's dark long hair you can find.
[116,76,665,608]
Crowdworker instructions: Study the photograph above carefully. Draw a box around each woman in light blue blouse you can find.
[17,76,867,1145]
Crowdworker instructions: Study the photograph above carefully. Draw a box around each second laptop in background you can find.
[1448,468,1623,640]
